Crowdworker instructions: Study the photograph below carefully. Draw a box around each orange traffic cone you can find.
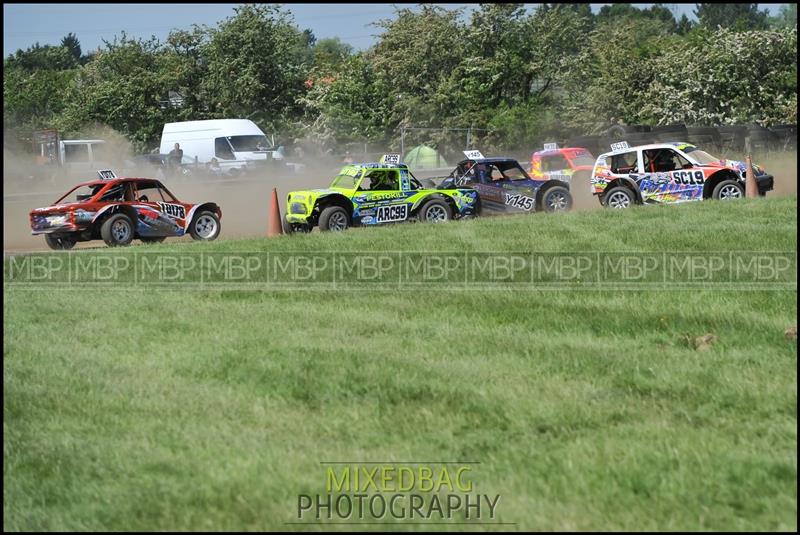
[745,154,757,198]
[268,187,283,236]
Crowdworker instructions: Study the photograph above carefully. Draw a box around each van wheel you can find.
[100,214,134,247]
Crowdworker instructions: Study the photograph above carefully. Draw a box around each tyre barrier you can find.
[604,124,651,139]
[563,123,795,155]
[769,124,797,150]
[717,125,748,152]
[745,124,778,152]
[566,134,604,154]
[650,124,689,143]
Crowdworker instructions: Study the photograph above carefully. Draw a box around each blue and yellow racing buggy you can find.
[284,157,480,232]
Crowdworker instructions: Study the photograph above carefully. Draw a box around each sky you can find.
[3,3,790,58]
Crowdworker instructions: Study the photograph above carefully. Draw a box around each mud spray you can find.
[4,136,797,252]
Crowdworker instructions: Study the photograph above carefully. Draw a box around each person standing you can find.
[168,143,184,177]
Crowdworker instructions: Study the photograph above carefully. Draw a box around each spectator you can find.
[168,143,183,176]
[342,150,354,164]
[208,157,222,176]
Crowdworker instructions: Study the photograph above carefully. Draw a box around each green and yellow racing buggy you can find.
[284,160,480,232]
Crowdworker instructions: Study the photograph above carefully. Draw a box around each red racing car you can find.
[30,174,222,249]
[529,145,595,184]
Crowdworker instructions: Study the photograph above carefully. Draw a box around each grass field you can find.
[4,197,797,531]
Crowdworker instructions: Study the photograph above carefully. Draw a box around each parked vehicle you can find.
[159,119,286,175]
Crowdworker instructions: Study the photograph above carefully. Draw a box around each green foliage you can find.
[769,4,798,30]
[677,14,695,35]
[559,18,672,130]
[298,55,392,149]
[55,35,187,151]
[369,5,467,130]
[642,28,798,125]
[596,3,678,33]
[3,69,76,128]
[5,43,78,71]
[311,37,353,74]
[163,27,212,122]
[695,3,769,31]
[3,44,79,133]
[197,4,311,131]
[60,33,81,62]
[2,4,797,153]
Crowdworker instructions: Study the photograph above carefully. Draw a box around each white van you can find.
[159,119,283,173]
[59,140,113,176]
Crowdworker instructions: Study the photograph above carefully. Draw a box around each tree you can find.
[164,26,211,120]
[769,4,797,30]
[596,3,678,33]
[4,44,79,131]
[5,43,78,71]
[56,34,189,150]
[463,3,530,107]
[541,3,594,26]
[197,4,312,132]
[695,3,769,31]
[642,28,797,125]
[61,33,82,62]
[299,55,392,149]
[312,37,353,74]
[369,5,467,130]
[676,14,695,35]
[559,17,673,130]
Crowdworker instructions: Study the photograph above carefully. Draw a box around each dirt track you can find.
[4,151,797,252]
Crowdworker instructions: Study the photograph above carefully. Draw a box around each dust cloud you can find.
[4,143,797,252]
[765,151,798,196]
[3,155,338,251]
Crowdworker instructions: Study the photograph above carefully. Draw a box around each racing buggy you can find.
[284,156,479,232]
[590,141,775,208]
[438,151,573,214]
[30,171,222,249]
[529,144,595,184]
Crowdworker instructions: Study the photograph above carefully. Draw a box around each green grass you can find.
[4,197,797,531]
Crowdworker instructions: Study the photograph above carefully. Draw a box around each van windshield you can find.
[227,135,271,152]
